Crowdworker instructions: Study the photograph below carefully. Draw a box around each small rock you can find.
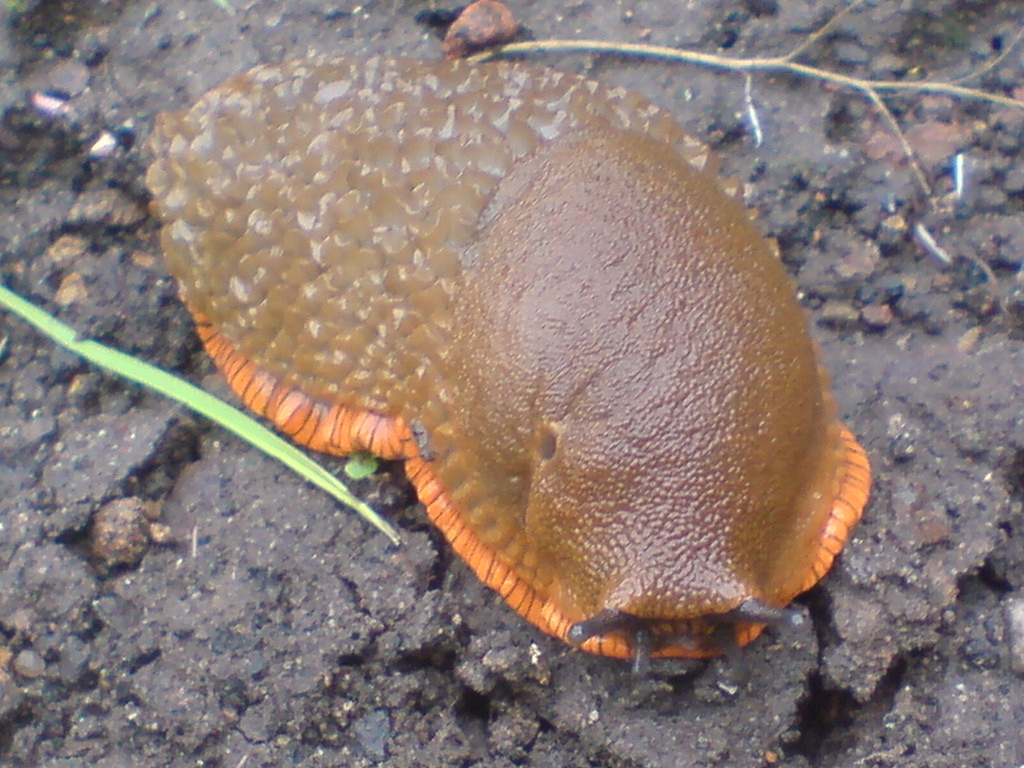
[443,0,518,59]
[68,188,145,228]
[818,300,860,329]
[956,326,983,354]
[147,522,174,544]
[90,497,164,567]
[860,303,893,331]
[45,234,89,263]
[237,702,275,743]
[1003,163,1024,194]
[886,413,919,463]
[353,708,390,760]
[13,649,45,679]
[47,59,90,96]
[880,213,909,235]
[55,272,88,306]
[57,635,90,683]
[834,239,880,281]
[8,609,34,634]
[87,131,119,159]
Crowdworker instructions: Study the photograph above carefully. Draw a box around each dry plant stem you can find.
[864,87,931,197]
[950,23,1024,85]
[469,40,1024,112]
[782,0,867,63]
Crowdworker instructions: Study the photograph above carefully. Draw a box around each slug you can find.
[146,55,871,662]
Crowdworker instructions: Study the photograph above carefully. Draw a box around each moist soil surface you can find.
[2,1,1024,766]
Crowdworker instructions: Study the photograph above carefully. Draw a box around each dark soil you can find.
[2,1,1024,766]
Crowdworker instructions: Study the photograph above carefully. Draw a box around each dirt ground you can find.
[2,0,1024,766]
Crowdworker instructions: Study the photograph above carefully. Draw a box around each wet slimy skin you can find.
[146,56,871,661]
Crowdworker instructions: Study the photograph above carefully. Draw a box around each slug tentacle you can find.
[712,598,805,627]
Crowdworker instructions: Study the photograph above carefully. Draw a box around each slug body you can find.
[146,56,871,660]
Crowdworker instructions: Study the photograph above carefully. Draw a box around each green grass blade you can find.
[0,282,400,545]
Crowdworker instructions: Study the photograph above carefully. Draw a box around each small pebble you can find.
[818,299,861,329]
[90,497,163,567]
[8,609,34,634]
[55,272,88,306]
[13,650,45,679]
[30,91,70,117]
[834,240,880,281]
[860,303,893,331]
[68,188,146,228]
[47,59,90,96]
[885,413,919,463]
[147,522,174,544]
[1003,163,1024,194]
[353,709,391,760]
[88,130,119,159]
[57,636,90,683]
[45,234,89,264]
[880,213,909,235]
[443,0,518,59]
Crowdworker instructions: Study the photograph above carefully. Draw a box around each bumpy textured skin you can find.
[146,56,871,659]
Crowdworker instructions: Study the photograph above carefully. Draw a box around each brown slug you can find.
[145,55,871,662]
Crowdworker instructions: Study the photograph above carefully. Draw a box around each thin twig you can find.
[862,86,931,196]
[781,0,868,63]
[469,40,1024,111]
[949,23,1024,84]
